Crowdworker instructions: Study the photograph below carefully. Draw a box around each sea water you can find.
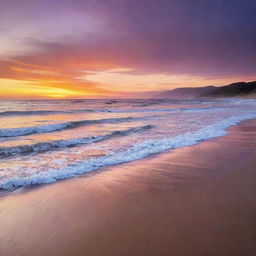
[0,98,255,190]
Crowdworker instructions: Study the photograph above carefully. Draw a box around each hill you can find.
[200,81,256,97]
[154,86,216,98]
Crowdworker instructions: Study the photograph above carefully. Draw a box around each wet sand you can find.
[0,119,256,256]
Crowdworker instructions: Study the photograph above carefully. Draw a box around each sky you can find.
[0,0,255,99]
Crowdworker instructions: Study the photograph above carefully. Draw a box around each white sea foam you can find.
[0,122,73,137]
[0,117,135,137]
[1,112,255,191]
[0,125,154,158]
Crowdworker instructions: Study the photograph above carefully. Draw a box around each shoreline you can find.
[1,115,256,192]
[0,119,256,255]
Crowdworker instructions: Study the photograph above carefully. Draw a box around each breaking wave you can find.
[0,117,135,137]
[0,125,154,158]
[1,112,255,191]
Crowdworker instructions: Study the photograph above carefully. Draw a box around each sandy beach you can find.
[0,119,256,256]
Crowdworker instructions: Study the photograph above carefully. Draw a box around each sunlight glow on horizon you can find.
[1,74,254,99]
[0,79,105,99]
[84,70,241,92]
[0,1,255,99]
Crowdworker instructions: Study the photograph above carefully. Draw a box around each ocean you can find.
[0,98,255,191]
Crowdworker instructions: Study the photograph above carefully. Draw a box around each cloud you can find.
[0,0,255,97]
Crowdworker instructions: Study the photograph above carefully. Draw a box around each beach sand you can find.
[0,119,256,256]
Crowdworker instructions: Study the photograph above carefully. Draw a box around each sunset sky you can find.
[0,0,255,98]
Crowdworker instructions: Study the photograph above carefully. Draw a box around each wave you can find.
[0,117,135,137]
[0,109,99,117]
[101,107,219,113]
[0,125,154,158]
[1,113,256,190]
[0,110,66,116]
[0,106,225,117]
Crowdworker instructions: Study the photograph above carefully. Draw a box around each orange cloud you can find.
[0,78,114,99]
[0,59,115,98]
